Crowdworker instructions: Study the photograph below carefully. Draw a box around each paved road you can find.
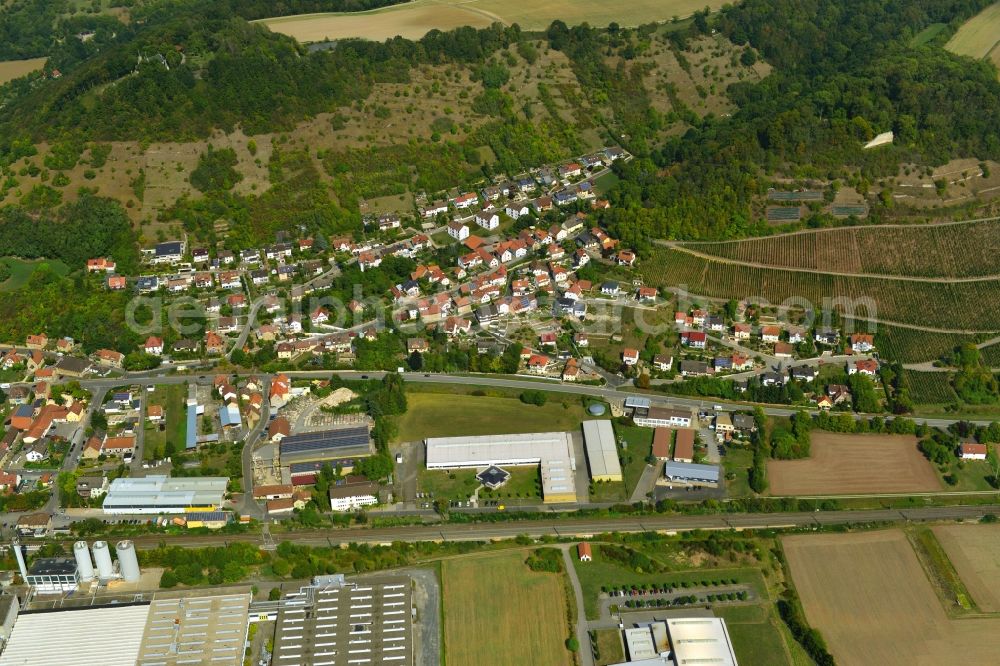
[237,376,271,519]
[26,504,997,550]
[561,545,594,666]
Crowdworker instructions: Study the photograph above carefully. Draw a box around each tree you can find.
[565,637,579,652]
[160,570,178,588]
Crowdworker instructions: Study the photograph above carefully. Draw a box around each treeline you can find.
[0,194,140,272]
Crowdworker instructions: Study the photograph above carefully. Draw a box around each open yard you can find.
[442,551,572,666]
[260,0,728,41]
[782,530,1000,666]
[393,390,590,442]
[932,523,1000,612]
[0,57,46,85]
[767,433,941,496]
[0,257,69,291]
[143,383,188,460]
[946,3,1000,61]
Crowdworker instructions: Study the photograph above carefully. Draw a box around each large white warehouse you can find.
[102,475,229,514]
[425,432,578,503]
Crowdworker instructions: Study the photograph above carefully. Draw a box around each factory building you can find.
[582,420,623,482]
[135,590,252,665]
[610,617,738,666]
[279,425,374,466]
[102,475,229,514]
[663,461,720,487]
[0,589,252,666]
[272,574,413,666]
[425,431,578,503]
[624,397,693,428]
[24,558,78,593]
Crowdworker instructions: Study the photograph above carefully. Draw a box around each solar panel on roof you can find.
[280,427,370,455]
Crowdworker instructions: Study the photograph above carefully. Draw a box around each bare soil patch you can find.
[767,433,941,495]
[0,57,46,84]
[260,5,495,43]
[932,523,1000,612]
[783,530,1000,666]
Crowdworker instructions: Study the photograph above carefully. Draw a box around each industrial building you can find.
[102,475,229,514]
[0,604,151,666]
[0,589,252,666]
[582,420,623,482]
[272,574,413,666]
[663,461,720,487]
[665,617,737,666]
[279,425,374,466]
[24,558,78,593]
[610,617,738,666]
[136,590,252,665]
[425,431,578,503]
[624,397,694,428]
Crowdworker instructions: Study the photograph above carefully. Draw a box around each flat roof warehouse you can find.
[425,431,578,503]
[102,475,228,514]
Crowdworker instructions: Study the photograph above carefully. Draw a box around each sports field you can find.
[0,57,46,84]
[442,551,572,666]
[946,3,1000,60]
[261,0,726,41]
[932,524,1000,612]
[782,530,1000,666]
[393,391,589,442]
[767,433,941,496]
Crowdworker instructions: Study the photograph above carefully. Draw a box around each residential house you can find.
[680,360,711,377]
[849,358,879,377]
[680,331,707,349]
[850,333,875,353]
[94,349,124,368]
[733,323,751,340]
[474,210,500,230]
[452,192,478,210]
[506,202,530,219]
[600,281,620,296]
[205,331,226,355]
[774,342,794,358]
[144,336,164,356]
[653,354,673,372]
[527,354,550,374]
[959,443,988,460]
[761,326,781,343]
[622,348,640,366]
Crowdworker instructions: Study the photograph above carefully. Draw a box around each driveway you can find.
[629,461,662,504]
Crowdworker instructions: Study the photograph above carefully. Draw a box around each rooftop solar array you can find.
[273,575,413,666]
[280,426,372,456]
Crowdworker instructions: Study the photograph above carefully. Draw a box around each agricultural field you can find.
[393,391,591,442]
[932,524,1000,612]
[766,433,941,496]
[642,246,1000,331]
[0,57,46,85]
[869,322,986,364]
[977,340,1000,366]
[782,530,1000,666]
[677,218,1000,278]
[442,551,572,666]
[901,370,959,405]
[0,257,69,291]
[260,0,728,41]
[945,3,1000,70]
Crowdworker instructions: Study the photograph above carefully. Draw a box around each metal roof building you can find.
[425,431,577,503]
[0,604,151,666]
[666,617,738,666]
[664,461,720,486]
[582,420,623,482]
[102,475,229,514]
[279,425,373,465]
[272,575,412,666]
[136,590,252,665]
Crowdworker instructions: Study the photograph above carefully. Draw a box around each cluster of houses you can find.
[3,392,87,470]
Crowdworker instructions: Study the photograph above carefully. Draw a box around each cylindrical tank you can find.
[74,541,95,581]
[92,541,114,580]
[116,540,140,582]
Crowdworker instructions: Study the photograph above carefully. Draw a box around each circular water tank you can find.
[588,403,607,416]
[74,541,95,582]
[92,541,114,580]
[116,540,141,583]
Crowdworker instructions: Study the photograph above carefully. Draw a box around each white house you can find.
[448,221,470,241]
[506,202,530,219]
[144,336,164,356]
[959,443,988,460]
[475,211,500,230]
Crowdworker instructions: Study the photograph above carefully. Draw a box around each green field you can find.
[945,3,1000,59]
[723,446,754,497]
[911,22,948,46]
[144,383,188,459]
[418,466,541,501]
[442,551,572,666]
[394,391,592,442]
[870,322,986,364]
[715,605,796,666]
[593,629,626,666]
[0,257,69,291]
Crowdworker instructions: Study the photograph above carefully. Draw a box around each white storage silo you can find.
[74,541,95,581]
[92,541,114,580]
[116,540,141,582]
